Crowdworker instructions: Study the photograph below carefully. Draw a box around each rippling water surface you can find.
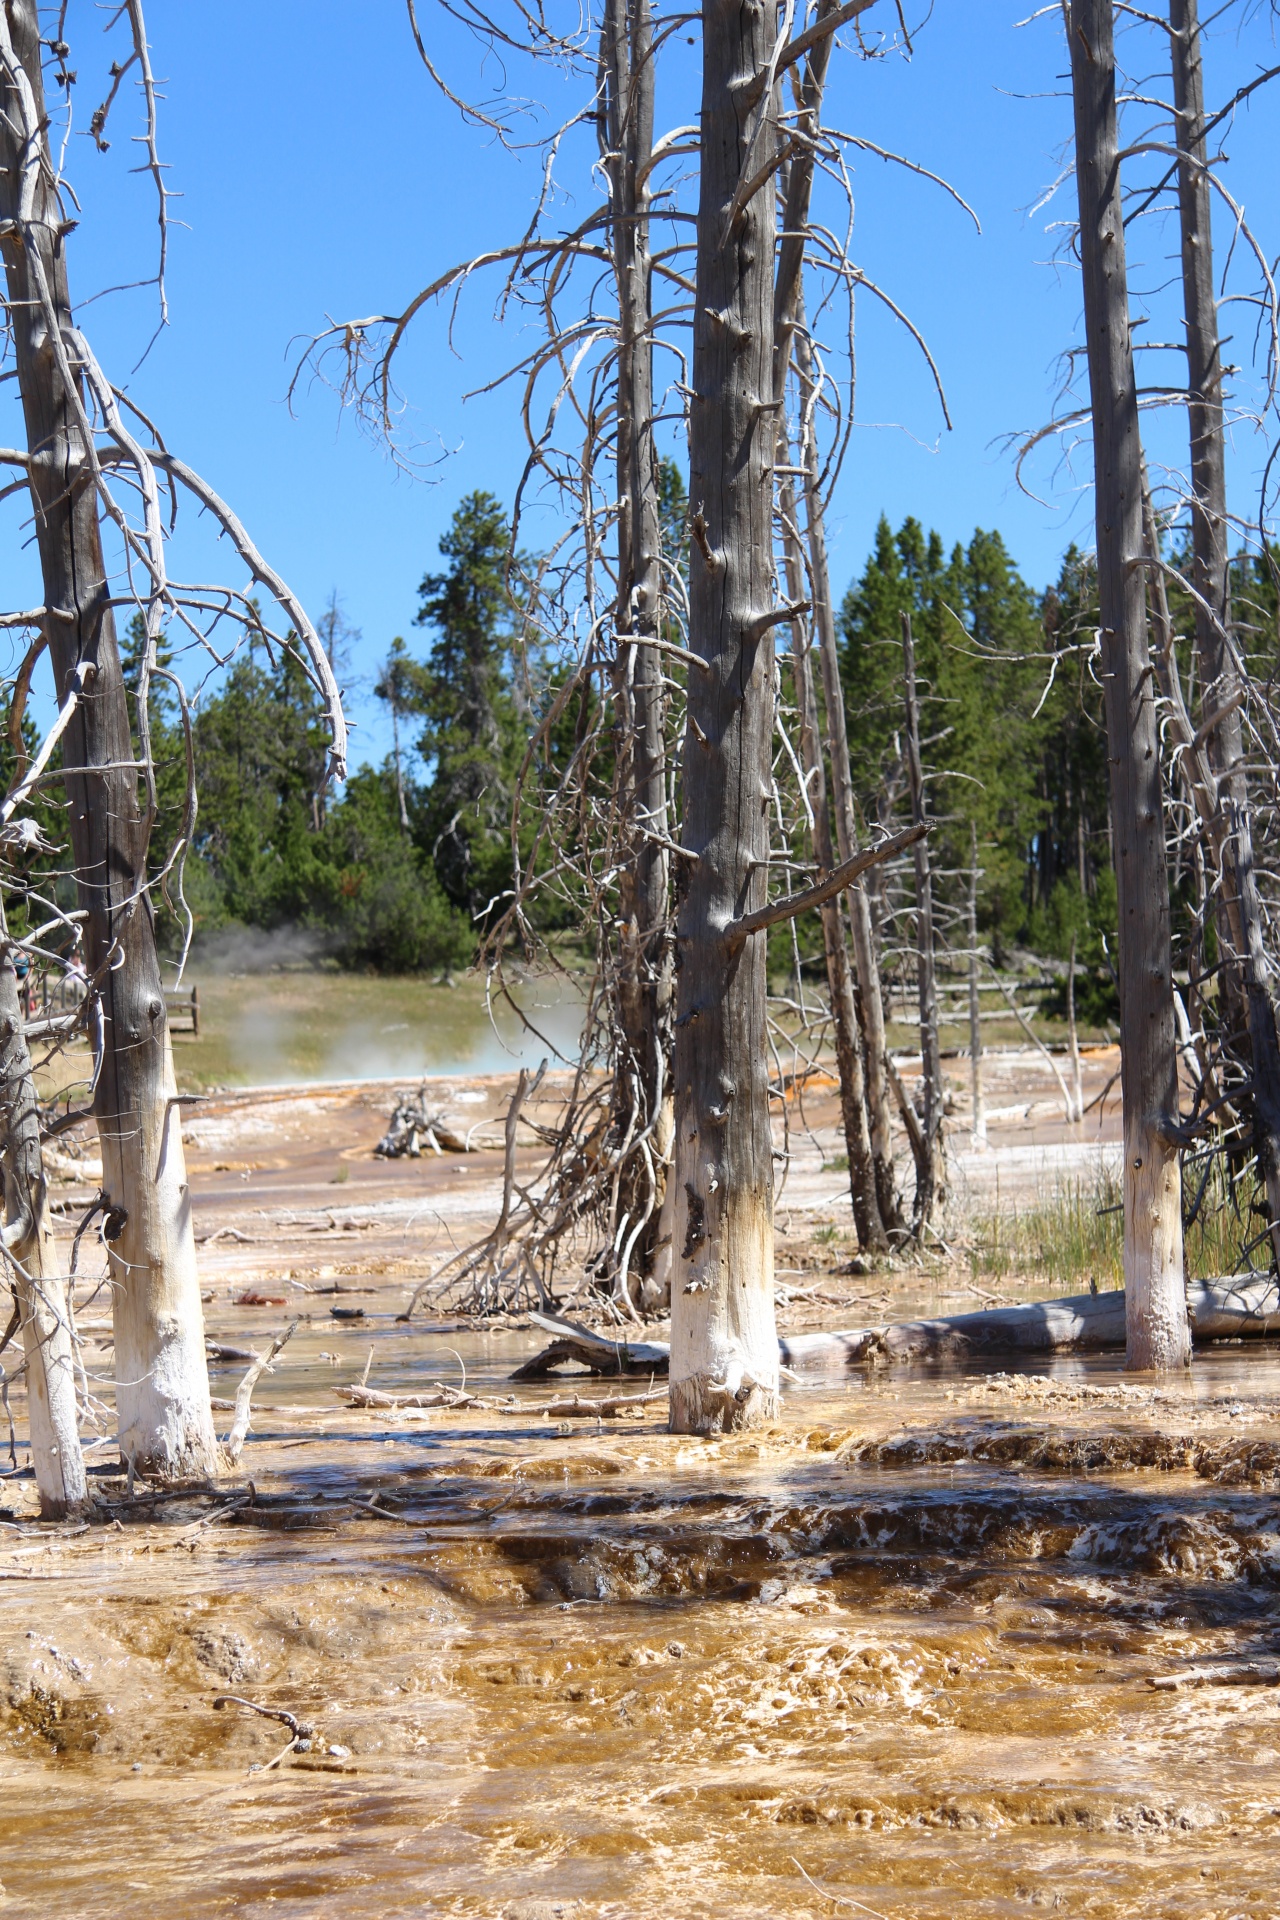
[3,1339,1279,1918]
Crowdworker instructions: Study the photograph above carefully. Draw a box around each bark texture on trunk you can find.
[784,491,885,1250]
[669,0,781,1432]
[0,1,217,1471]
[968,823,986,1149]
[0,955,87,1517]
[772,124,888,1253]
[1169,0,1280,1265]
[1070,0,1189,1369]
[794,326,899,1232]
[900,611,942,1229]
[604,0,674,1297]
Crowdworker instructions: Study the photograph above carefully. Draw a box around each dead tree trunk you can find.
[0,2,218,1471]
[968,823,986,1149]
[900,610,943,1229]
[603,0,674,1302]
[1067,931,1084,1124]
[782,483,886,1251]
[1070,0,1189,1368]
[669,0,782,1432]
[769,97,887,1254]
[0,952,87,1517]
[1169,0,1280,1265]
[793,326,900,1233]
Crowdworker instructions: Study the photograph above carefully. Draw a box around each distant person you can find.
[13,950,36,1018]
[65,939,88,1005]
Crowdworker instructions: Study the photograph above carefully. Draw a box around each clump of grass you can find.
[1183,1155,1268,1279]
[968,1169,1123,1295]
[967,1156,1269,1294]
[330,1163,351,1185]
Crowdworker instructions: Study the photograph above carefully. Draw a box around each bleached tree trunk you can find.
[1067,931,1084,1125]
[782,479,886,1251]
[1070,0,1189,1369]
[794,325,900,1232]
[1169,0,1280,1264]
[0,953,87,1517]
[968,823,986,1150]
[603,0,674,1300]
[900,610,943,1229]
[0,1,218,1471]
[669,0,781,1432]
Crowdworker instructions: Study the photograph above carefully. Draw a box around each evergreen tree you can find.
[310,765,467,972]
[190,639,467,971]
[190,642,330,930]
[839,514,1116,983]
[413,491,523,923]
[374,635,429,831]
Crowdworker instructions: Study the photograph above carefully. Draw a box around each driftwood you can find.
[206,1340,259,1363]
[510,1279,1280,1378]
[374,1094,471,1159]
[826,1274,1280,1363]
[509,1310,671,1378]
[334,1383,479,1410]
[223,1320,299,1462]
[529,1388,666,1418]
[1148,1664,1280,1692]
[336,1375,664,1420]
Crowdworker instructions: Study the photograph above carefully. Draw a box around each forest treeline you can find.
[129,485,1275,996]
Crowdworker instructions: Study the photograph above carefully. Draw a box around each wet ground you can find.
[7,1053,1279,1916]
[5,1327,1280,1916]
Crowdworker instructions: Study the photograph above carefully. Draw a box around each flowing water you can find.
[3,1329,1279,1918]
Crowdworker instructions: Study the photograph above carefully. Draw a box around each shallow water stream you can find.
[3,1337,1279,1918]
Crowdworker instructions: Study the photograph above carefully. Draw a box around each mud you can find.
[3,1349,1280,1917]
[6,1062,1279,1916]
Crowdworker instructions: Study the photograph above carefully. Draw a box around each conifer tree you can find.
[414,492,523,924]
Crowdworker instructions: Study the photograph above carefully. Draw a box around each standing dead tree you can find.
[769,47,886,1253]
[796,319,902,1239]
[1069,0,1189,1369]
[1,1,345,1474]
[601,0,675,1299]
[666,0,788,1430]
[1017,0,1280,1294]
[298,1,953,1349]
[898,608,943,1232]
[1165,0,1280,1267]
[967,822,986,1149]
[0,946,85,1516]
[782,466,883,1252]
[669,0,912,1430]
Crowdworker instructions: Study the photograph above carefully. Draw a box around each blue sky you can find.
[3,0,1277,767]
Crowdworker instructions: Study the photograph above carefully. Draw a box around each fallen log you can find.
[509,1311,671,1378]
[509,1278,1280,1378]
[822,1274,1280,1364]
[333,1383,478,1410]
[512,1388,667,1419]
[1148,1663,1280,1692]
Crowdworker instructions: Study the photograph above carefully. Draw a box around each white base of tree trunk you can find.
[668,1202,779,1433]
[0,957,87,1518]
[19,1265,88,1518]
[1124,1128,1190,1370]
[109,1030,218,1478]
